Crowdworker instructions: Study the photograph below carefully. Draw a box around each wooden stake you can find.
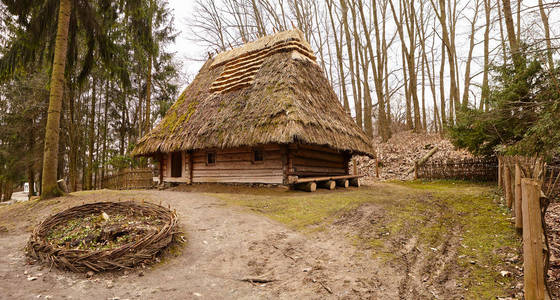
[514,164,523,232]
[375,153,379,178]
[504,166,513,209]
[295,182,316,192]
[498,156,503,188]
[521,178,546,300]
[352,158,358,175]
[317,180,336,190]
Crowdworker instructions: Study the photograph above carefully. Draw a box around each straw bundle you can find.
[26,201,179,273]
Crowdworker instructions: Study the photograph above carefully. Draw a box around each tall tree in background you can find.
[41,0,71,198]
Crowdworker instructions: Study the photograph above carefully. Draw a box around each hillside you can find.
[358,131,472,181]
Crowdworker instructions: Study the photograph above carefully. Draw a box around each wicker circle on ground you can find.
[26,201,179,273]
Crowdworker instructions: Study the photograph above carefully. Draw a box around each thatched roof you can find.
[133,29,375,157]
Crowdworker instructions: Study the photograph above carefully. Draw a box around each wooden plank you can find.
[295,175,363,183]
[281,145,289,185]
[193,169,284,177]
[521,179,546,300]
[515,164,523,232]
[192,176,283,184]
[192,151,282,162]
[505,166,513,209]
[188,152,193,184]
[192,160,282,170]
[164,177,189,183]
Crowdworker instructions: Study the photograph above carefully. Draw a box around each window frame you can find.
[252,148,264,164]
[206,151,217,166]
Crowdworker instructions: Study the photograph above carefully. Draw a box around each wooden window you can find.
[206,152,216,166]
[253,148,264,163]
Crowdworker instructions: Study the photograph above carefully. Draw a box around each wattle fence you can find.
[416,157,498,182]
[101,168,153,190]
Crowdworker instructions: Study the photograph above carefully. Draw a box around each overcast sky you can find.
[164,0,559,117]
[167,0,205,81]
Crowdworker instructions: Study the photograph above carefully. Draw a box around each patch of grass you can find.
[210,180,521,298]
[400,181,521,298]
[213,186,399,230]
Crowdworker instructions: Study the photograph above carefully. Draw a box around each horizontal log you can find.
[336,179,349,188]
[295,182,316,192]
[192,176,283,184]
[291,149,346,163]
[193,152,282,164]
[292,157,346,169]
[295,175,363,183]
[349,178,360,187]
[193,169,283,177]
[290,171,347,177]
[192,160,282,170]
[296,144,343,155]
[317,180,336,190]
[293,166,346,174]
[191,145,281,156]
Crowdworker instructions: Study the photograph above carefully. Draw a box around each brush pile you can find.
[357,131,472,181]
[26,201,179,273]
[546,202,560,298]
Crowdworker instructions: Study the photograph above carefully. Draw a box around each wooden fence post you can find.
[515,164,523,232]
[521,178,546,300]
[505,166,513,209]
[498,156,503,188]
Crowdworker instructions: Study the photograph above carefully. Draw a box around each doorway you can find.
[171,152,182,178]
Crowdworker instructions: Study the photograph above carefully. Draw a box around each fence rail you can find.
[101,169,153,190]
[417,157,498,182]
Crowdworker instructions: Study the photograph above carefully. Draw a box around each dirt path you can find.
[0,190,397,299]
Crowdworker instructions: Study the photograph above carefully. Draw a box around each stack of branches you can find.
[26,201,179,273]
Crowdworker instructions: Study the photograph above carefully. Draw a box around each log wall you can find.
[191,144,284,184]
[288,144,349,177]
[159,143,351,185]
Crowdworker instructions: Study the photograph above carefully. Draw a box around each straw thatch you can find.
[133,29,374,157]
[26,201,179,273]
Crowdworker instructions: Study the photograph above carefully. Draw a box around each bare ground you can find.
[0,189,400,300]
[0,183,523,299]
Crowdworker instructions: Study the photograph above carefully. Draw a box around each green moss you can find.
[211,181,521,298]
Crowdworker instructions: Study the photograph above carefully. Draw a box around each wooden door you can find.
[171,152,182,178]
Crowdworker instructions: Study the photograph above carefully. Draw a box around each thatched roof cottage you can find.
[133,30,374,191]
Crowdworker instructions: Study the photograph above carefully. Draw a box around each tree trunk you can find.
[28,125,35,198]
[461,0,480,109]
[340,0,361,129]
[481,0,491,111]
[41,0,71,199]
[326,0,351,114]
[538,0,554,71]
[102,81,109,185]
[86,77,96,190]
[439,37,446,128]
[145,55,152,134]
[501,0,521,68]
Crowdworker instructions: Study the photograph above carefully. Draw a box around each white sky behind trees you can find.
[166,0,560,127]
